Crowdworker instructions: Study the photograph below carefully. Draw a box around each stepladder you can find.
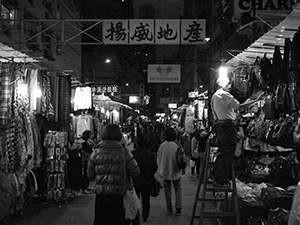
[190,136,241,225]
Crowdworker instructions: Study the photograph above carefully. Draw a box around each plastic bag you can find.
[190,159,195,167]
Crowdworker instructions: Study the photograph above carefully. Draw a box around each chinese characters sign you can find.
[103,19,205,45]
[91,85,119,95]
[148,64,181,83]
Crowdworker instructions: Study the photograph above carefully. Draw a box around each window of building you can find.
[1,5,18,26]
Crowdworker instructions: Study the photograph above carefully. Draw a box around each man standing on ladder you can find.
[211,75,262,187]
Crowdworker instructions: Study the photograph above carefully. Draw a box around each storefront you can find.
[213,3,300,224]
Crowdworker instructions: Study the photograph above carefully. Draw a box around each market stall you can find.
[214,3,300,224]
[0,62,73,222]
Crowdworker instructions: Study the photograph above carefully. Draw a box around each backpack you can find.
[175,142,187,170]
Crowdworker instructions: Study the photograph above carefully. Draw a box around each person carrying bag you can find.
[87,124,140,225]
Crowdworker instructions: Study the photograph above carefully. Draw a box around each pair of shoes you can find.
[212,181,230,189]
[83,190,92,194]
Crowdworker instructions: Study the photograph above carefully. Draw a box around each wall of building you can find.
[0,0,81,78]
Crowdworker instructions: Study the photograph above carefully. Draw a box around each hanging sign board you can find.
[102,19,206,45]
[148,64,180,83]
[155,20,180,44]
[234,0,295,21]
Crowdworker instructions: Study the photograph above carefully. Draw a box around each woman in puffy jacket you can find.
[87,123,140,225]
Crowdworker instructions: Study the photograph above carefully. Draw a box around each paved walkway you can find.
[8,143,219,225]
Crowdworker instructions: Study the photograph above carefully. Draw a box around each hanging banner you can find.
[102,19,206,45]
[103,20,129,44]
[148,64,180,83]
[129,19,154,44]
[155,20,180,44]
[181,19,206,44]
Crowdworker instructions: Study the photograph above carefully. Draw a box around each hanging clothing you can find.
[74,87,92,110]
[75,114,93,138]
[28,69,38,112]
[0,63,12,125]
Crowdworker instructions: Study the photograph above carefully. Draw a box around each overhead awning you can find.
[225,2,300,68]
[0,42,38,63]
[93,94,133,110]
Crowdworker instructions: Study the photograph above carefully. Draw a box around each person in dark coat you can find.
[131,133,157,224]
[87,124,140,225]
[131,122,141,148]
[145,124,161,156]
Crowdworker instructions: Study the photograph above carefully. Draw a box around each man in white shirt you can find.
[211,77,262,187]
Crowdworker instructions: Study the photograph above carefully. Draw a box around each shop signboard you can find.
[102,19,205,45]
[148,64,180,83]
[92,85,118,95]
[168,103,177,109]
[234,0,295,21]
[129,95,140,104]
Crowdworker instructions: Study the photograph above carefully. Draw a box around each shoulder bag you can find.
[175,141,187,170]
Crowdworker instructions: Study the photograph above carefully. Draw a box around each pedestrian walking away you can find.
[156,127,185,216]
[87,123,140,225]
[131,133,158,224]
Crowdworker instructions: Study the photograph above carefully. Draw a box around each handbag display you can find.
[260,186,294,210]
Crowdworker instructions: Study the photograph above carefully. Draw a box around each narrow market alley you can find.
[7,162,218,225]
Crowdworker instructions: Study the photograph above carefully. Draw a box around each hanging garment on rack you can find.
[74,87,92,110]
[58,76,71,123]
[76,114,92,138]
[42,75,54,119]
[0,63,12,125]
[50,75,60,122]
[28,69,38,112]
